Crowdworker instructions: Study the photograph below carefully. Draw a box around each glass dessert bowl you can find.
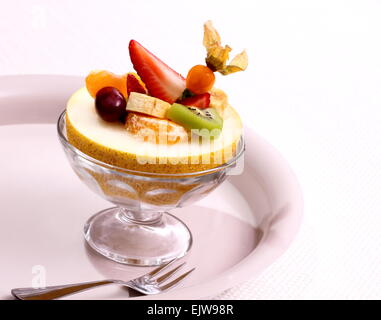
[57,21,248,266]
[58,111,244,266]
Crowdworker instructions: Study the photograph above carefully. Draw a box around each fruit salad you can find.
[66,21,247,174]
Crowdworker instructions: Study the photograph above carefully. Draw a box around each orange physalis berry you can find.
[186,65,215,95]
[85,70,128,98]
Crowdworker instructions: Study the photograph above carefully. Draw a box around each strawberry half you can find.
[179,92,211,109]
[129,40,186,104]
[127,73,147,96]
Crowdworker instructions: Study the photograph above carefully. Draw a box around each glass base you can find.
[84,207,192,266]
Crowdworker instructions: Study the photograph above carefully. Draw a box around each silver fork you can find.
[11,259,195,300]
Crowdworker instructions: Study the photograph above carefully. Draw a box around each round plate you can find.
[0,75,303,300]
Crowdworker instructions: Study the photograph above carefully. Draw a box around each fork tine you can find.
[145,258,178,278]
[155,262,186,284]
[159,268,196,291]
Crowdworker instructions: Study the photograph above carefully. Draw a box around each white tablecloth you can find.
[1,0,380,299]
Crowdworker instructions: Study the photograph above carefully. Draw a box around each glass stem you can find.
[118,207,163,225]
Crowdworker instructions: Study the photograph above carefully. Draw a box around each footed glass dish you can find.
[57,111,244,266]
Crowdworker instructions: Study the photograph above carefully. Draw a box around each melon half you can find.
[66,88,242,175]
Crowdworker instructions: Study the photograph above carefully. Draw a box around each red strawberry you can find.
[127,73,147,96]
[129,40,186,104]
[179,93,211,109]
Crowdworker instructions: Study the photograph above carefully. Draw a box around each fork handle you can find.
[11,280,114,300]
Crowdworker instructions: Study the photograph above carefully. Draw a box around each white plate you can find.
[0,75,303,300]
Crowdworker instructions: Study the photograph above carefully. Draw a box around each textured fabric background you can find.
[1,0,380,299]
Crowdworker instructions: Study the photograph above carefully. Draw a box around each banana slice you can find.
[210,88,228,115]
[126,92,171,118]
[126,112,189,145]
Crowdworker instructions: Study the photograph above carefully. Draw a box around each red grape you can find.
[95,87,127,122]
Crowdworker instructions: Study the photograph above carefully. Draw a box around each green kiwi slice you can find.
[167,103,223,137]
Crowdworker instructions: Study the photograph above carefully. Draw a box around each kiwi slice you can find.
[167,103,223,137]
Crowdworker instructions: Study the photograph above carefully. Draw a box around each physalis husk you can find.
[203,21,248,75]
